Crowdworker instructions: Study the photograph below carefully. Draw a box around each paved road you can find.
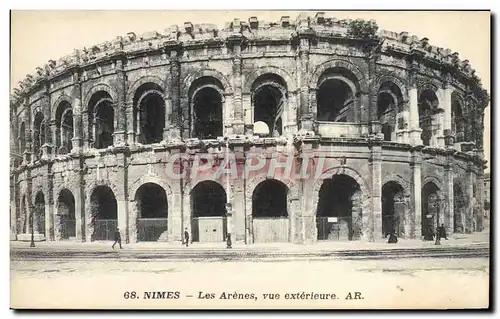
[11,244,490,261]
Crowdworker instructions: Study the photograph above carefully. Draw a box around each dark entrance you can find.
[421,182,440,240]
[136,183,168,242]
[57,189,76,240]
[90,185,117,241]
[252,179,289,243]
[381,182,405,237]
[34,191,46,236]
[191,181,227,242]
[316,175,362,241]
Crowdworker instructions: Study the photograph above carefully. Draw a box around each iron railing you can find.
[137,218,168,242]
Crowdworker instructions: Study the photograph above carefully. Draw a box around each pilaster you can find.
[410,147,423,238]
[370,139,383,241]
[114,59,127,146]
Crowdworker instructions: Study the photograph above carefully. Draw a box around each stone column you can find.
[23,101,32,165]
[163,85,173,141]
[231,38,244,135]
[114,59,127,146]
[370,140,383,241]
[41,91,53,160]
[475,170,485,232]
[75,186,85,242]
[465,165,474,233]
[72,80,83,153]
[441,81,453,135]
[443,162,454,235]
[410,148,423,238]
[125,102,136,145]
[296,22,313,131]
[408,67,423,145]
[168,48,182,140]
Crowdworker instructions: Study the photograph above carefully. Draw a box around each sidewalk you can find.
[11,231,490,253]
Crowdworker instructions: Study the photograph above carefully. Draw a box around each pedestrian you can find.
[112,227,122,249]
[184,227,189,247]
[387,232,398,244]
[435,225,441,245]
[439,223,448,240]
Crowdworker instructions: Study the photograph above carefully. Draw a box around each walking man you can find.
[184,227,190,247]
[439,223,448,240]
[112,227,122,249]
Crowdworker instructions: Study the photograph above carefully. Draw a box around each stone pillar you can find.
[163,89,172,141]
[441,82,453,134]
[465,165,474,233]
[408,86,423,145]
[125,102,136,145]
[75,186,85,242]
[23,102,32,165]
[168,174,183,242]
[168,48,182,140]
[370,140,383,241]
[410,148,423,238]
[443,163,454,235]
[45,174,54,241]
[41,91,53,160]
[114,60,127,146]
[476,170,485,232]
[296,19,313,131]
[72,81,83,153]
[231,38,244,135]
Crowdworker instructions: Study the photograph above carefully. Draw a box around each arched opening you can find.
[90,185,117,241]
[252,179,289,242]
[418,89,439,146]
[135,183,168,242]
[381,182,405,237]
[377,82,403,142]
[451,94,465,143]
[316,68,359,123]
[33,112,45,160]
[421,182,440,240]
[252,74,287,137]
[133,83,165,144]
[453,183,465,233]
[88,91,114,149]
[191,181,227,242]
[57,189,76,240]
[19,122,26,156]
[34,191,46,236]
[190,77,224,139]
[55,101,73,154]
[316,175,362,241]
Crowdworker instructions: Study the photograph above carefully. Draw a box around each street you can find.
[10,254,490,309]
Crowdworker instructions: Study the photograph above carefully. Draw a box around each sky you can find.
[10,10,491,169]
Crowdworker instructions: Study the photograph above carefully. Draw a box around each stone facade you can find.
[10,12,488,244]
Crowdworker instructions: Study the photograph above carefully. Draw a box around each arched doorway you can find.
[316,175,362,241]
[90,186,117,241]
[381,182,405,237]
[34,191,46,237]
[189,77,224,139]
[451,94,465,143]
[418,89,439,146]
[56,189,76,240]
[33,113,45,160]
[421,182,440,240]
[55,101,74,155]
[191,181,227,242]
[377,82,403,142]
[133,83,165,144]
[252,179,289,243]
[453,183,465,233]
[88,91,114,149]
[251,74,287,137]
[135,183,168,242]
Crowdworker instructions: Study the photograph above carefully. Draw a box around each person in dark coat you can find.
[184,228,189,247]
[112,227,122,249]
[439,223,448,240]
[387,232,398,244]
